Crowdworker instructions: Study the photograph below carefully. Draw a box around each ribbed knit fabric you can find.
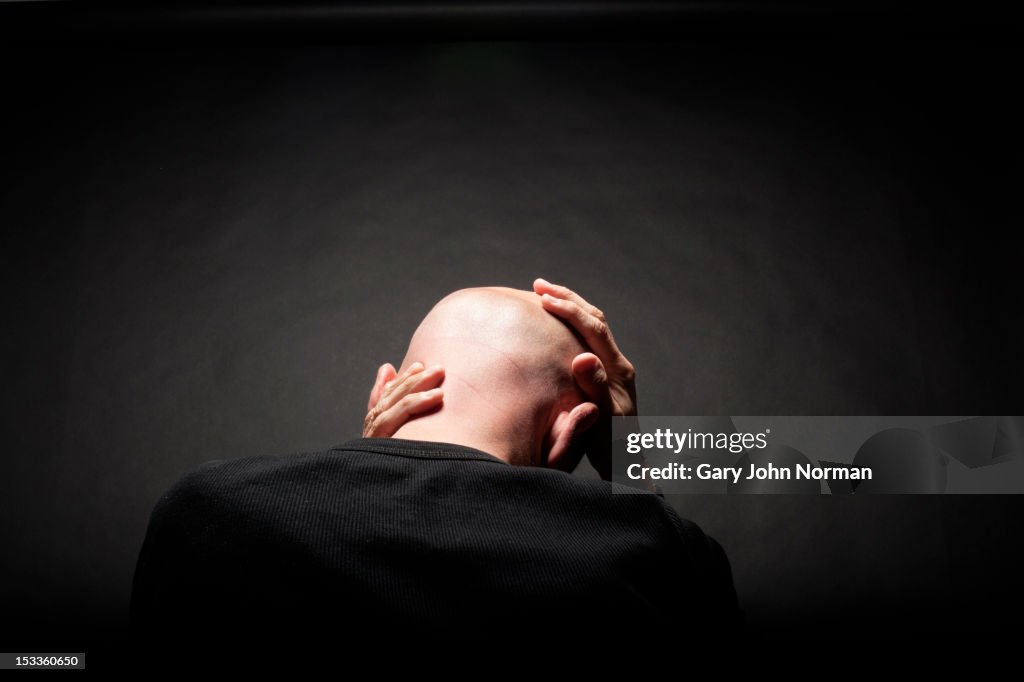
[130,438,740,643]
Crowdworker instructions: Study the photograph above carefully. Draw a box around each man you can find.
[130,280,739,645]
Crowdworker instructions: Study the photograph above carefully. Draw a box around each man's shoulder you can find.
[152,448,341,514]
[333,437,686,514]
[154,438,489,510]
[173,449,330,484]
[150,438,707,549]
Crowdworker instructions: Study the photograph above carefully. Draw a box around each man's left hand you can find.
[363,362,445,438]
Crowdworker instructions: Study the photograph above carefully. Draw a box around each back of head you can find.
[391,287,586,466]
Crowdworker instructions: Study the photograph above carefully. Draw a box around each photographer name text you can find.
[625,462,872,483]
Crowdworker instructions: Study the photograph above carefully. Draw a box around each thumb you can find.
[546,402,600,473]
[571,353,612,410]
[570,401,600,436]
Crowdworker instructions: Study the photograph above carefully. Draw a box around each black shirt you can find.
[130,438,740,643]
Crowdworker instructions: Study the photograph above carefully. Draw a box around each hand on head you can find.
[362,361,445,438]
[361,280,637,481]
[532,278,637,480]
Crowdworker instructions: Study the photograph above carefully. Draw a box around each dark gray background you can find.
[3,36,1021,648]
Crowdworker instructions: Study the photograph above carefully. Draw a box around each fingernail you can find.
[410,361,424,371]
[427,388,443,397]
[536,277,549,285]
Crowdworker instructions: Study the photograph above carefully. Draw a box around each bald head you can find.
[405,287,585,398]
[391,287,591,467]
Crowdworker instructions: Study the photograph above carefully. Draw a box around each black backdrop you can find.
[3,14,1022,652]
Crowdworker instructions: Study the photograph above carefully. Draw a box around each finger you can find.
[540,293,622,363]
[381,364,443,408]
[533,278,603,318]
[571,353,613,410]
[408,365,445,391]
[365,379,443,437]
[545,401,600,473]
[378,368,445,417]
[381,361,425,401]
[571,401,601,436]
[370,389,444,437]
[368,363,397,411]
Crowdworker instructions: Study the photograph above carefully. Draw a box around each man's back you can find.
[131,438,740,642]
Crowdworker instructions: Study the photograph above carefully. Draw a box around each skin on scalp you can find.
[390,287,586,467]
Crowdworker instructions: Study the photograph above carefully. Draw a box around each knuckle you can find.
[591,319,609,337]
[392,377,416,396]
[620,362,637,382]
[592,307,607,323]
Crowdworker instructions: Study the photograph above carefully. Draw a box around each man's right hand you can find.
[533,278,637,480]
